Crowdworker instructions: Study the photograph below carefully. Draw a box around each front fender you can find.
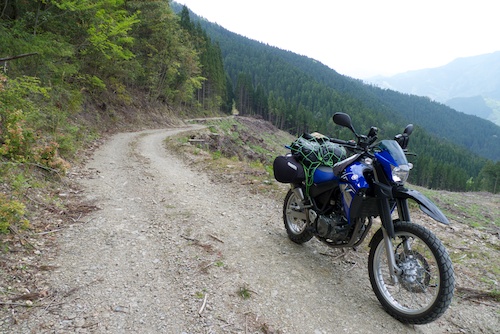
[393,188,450,225]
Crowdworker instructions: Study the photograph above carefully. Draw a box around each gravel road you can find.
[9,124,498,333]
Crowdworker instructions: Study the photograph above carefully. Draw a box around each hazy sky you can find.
[175,0,500,79]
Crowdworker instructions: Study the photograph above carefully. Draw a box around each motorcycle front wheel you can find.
[283,189,313,244]
[368,221,454,324]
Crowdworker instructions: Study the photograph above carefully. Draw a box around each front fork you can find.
[380,197,411,284]
[382,227,403,284]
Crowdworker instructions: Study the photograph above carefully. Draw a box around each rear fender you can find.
[393,188,450,225]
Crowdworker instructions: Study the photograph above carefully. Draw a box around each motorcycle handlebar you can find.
[329,138,358,149]
[329,138,350,145]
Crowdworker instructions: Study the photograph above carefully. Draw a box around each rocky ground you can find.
[1,119,499,333]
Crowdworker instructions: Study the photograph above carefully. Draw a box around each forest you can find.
[186,4,500,193]
[1,0,500,235]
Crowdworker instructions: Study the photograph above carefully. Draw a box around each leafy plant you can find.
[490,289,500,302]
[11,173,30,194]
[212,150,222,160]
[0,194,29,234]
[0,109,34,161]
[239,285,252,300]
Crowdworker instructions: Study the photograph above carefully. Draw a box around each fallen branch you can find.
[70,213,83,223]
[209,234,224,243]
[181,235,198,242]
[2,161,61,175]
[36,228,62,235]
[0,302,28,307]
[181,235,214,252]
[343,261,357,272]
[11,292,45,302]
[470,299,498,307]
[320,251,346,261]
[43,297,64,311]
[8,225,37,250]
[198,294,208,316]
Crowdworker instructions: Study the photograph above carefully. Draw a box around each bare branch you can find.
[0,53,38,62]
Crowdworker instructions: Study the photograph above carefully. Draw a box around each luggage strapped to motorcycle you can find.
[290,133,346,195]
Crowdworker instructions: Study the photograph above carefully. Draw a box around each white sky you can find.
[175,0,500,79]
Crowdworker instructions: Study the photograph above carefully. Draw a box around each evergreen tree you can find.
[177,7,228,112]
[126,1,202,104]
[480,161,500,193]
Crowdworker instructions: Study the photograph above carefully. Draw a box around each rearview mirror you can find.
[404,124,414,136]
[395,124,413,150]
[332,113,355,133]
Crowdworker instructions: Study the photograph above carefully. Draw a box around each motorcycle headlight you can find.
[392,164,410,184]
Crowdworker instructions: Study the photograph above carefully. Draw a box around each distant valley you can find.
[366,51,500,126]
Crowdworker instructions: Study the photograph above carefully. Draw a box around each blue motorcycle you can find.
[273,112,454,324]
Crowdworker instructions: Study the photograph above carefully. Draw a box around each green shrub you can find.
[0,194,29,234]
[0,109,34,161]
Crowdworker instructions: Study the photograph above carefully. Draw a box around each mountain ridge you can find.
[367,51,500,125]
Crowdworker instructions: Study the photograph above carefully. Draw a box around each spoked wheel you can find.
[283,189,313,244]
[368,221,454,324]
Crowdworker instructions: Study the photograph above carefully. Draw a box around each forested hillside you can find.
[367,51,500,126]
[174,4,500,192]
[0,0,231,234]
[2,0,500,240]
[193,15,500,158]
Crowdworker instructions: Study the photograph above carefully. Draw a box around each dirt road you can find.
[9,125,498,333]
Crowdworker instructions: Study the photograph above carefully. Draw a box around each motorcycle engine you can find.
[316,213,349,241]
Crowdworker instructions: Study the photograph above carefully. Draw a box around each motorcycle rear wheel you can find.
[368,221,454,324]
[283,189,313,244]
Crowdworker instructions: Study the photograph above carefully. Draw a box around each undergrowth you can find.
[0,75,74,236]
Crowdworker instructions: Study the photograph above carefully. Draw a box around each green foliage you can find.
[177,6,229,111]
[0,76,49,110]
[11,172,30,194]
[489,289,500,302]
[238,285,252,300]
[86,7,138,61]
[35,141,72,172]
[211,150,222,160]
[0,1,228,238]
[0,75,71,173]
[479,161,500,193]
[0,193,29,234]
[0,109,34,161]
[126,1,204,104]
[0,77,40,161]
